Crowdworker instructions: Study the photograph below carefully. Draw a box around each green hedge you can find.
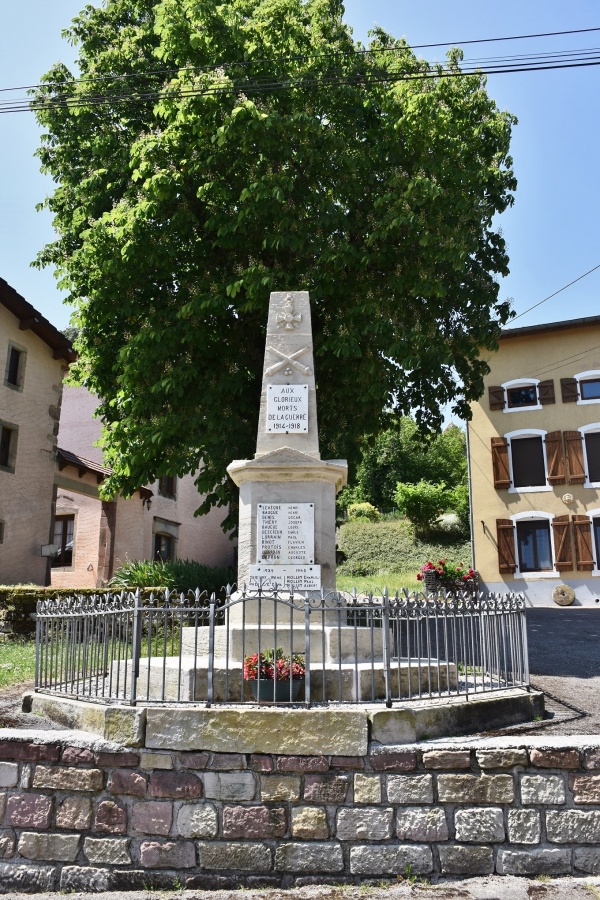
[0,585,107,636]
[336,519,471,578]
[0,584,176,637]
[0,562,236,637]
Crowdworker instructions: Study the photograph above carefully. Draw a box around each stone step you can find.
[115,655,456,703]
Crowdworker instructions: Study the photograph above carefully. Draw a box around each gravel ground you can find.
[3,876,600,899]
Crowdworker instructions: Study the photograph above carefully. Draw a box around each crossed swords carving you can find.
[265,346,313,377]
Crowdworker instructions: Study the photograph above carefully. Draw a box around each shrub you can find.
[394,481,448,534]
[450,482,471,536]
[108,559,235,596]
[336,519,471,578]
[0,585,132,637]
[347,502,380,522]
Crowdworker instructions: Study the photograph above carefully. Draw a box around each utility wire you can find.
[532,344,600,379]
[509,263,600,324]
[2,51,600,115]
[0,25,599,101]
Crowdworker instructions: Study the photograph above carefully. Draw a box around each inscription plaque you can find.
[257,503,314,564]
[249,564,321,591]
[266,384,308,433]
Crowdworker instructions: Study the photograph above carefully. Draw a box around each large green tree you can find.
[346,417,467,511]
[35,0,516,527]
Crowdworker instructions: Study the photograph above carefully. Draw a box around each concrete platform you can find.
[27,687,543,750]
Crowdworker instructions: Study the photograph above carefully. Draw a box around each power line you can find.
[509,263,600,324]
[532,344,600,379]
[0,24,599,101]
[409,26,600,50]
[2,50,600,116]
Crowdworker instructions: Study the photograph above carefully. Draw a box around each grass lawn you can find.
[336,571,421,594]
[0,638,36,690]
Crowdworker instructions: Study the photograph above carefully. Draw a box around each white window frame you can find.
[505,429,551,494]
[575,370,600,405]
[501,378,542,414]
[586,507,600,576]
[511,511,558,579]
[578,424,600,488]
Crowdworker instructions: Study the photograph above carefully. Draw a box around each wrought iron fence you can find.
[35,586,529,707]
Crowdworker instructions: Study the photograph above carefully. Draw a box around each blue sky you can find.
[1,0,599,331]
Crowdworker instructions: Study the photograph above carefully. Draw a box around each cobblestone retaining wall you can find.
[1,738,600,891]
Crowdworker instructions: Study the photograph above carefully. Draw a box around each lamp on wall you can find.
[142,497,152,511]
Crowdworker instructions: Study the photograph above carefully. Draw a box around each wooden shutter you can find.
[573,515,595,571]
[565,431,586,484]
[496,519,516,573]
[561,378,579,402]
[488,386,505,410]
[491,437,511,488]
[538,379,555,405]
[545,431,566,484]
[552,515,573,571]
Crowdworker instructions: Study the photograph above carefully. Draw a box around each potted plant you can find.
[417,560,478,595]
[243,647,306,701]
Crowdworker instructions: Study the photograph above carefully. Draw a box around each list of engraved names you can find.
[257,503,314,564]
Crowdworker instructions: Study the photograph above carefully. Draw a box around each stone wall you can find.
[2,736,600,890]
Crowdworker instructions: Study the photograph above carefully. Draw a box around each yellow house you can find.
[468,314,600,606]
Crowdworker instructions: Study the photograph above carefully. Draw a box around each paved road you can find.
[4,876,600,899]
[524,608,600,735]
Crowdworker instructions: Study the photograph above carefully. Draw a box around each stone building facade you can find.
[51,386,235,588]
[468,314,600,605]
[0,278,75,585]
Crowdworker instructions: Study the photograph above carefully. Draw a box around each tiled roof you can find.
[501,314,600,340]
[0,277,76,363]
[56,447,153,501]
[57,448,111,482]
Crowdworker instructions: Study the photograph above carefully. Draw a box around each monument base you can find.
[28,687,544,748]
[113,654,456,703]
[181,623,390,664]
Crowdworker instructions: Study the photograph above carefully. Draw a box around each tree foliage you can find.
[394,480,448,535]
[34,0,516,527]
[345,417,467,510]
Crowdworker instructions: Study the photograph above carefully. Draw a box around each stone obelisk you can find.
[227,291,347,593]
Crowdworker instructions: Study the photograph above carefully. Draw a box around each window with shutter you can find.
[565,431,586,484]
[538,380,555,405]
[573,515,595,571]
[506,384,538,408]
[551,515,573,571]
[545,431,566,484]
[515,519,553,572]
[561,378,579,402]
[511,436,546,488]
[583,431,600,484]
[496,519,516,573]
[491,437,511,488]
[488,386,505,410]
[594,517,600,572]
